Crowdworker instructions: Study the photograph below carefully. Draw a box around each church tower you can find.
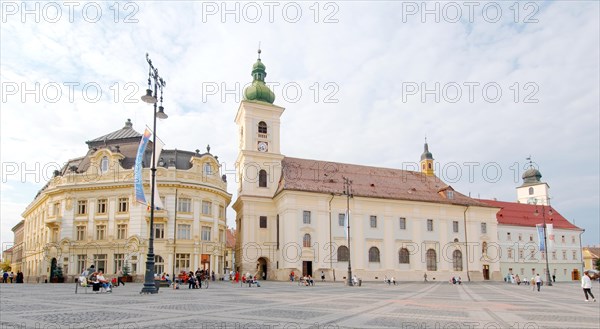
[233,49,285,275]
[516,160,550,205]
[234,49,285,197]
[420,140,434,176]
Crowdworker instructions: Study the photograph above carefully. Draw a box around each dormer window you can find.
[100,156,109,173]
[447,191,454,199]
[204,163,213,175]
[258,121,267,136]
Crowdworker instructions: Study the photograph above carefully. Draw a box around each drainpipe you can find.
[329,193,335,282]
[172,189,178,278]
[463,205,471,282]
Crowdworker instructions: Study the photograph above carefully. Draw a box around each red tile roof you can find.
[226,228,236,249]
[277,157,491,207]
[478,199,581,230]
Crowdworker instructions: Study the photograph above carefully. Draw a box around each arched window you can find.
[482,241,488,255]
[428,163,432,169]
[369,247,380,263]
[453,250,463,271]
[303,233,311,247]
[528,187,534,195]
[426,249,437,271]
[100,156,109,173]
[337,246,349,262]
[154,255,164,275]
[258,121,267,134]
[259,170,267,187]
[399,248,410,264]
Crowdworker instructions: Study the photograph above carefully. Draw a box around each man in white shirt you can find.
[535,274,542,292]
[582,271,596,302]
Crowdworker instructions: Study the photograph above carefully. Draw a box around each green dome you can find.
[243,51,275,104]
[420,143,434,161]
[522,168,542,184]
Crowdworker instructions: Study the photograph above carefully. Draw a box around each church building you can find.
[233,51,502,282]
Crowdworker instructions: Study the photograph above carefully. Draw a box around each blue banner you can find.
[536,224,545,252]
[134,129,152,204]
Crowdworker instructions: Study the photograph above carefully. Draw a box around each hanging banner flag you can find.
[134,129,152,204]
[547,224,554,251]
[343,210,348,239]
[536,224,546,252]
[150,137,165,210]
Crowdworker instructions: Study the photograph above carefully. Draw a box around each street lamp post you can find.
[535,204,553,287]
[343,177,353,286]
[140,53,168,294]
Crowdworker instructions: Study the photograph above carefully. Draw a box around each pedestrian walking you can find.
[552,274,556,283]
[582,271,597,302]
[535,274,542,292]
[424,273,428,282]
[530,276,536,290]
[321,270,325,282]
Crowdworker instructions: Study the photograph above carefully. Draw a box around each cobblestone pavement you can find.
[1,280,599,328]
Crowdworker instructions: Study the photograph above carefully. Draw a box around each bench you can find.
[156,280,170,288]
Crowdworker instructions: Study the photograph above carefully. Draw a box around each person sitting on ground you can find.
[391,276,396,285]
[451,276,456,284]
[352,275,358,286]
[307,275,314,286]
[458,277,462,285]
[253,276,261,287]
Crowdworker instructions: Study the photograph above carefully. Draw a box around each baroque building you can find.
[20,120,231,282]
[233,51,502,281]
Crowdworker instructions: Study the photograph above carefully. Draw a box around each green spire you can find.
[244,48,275,104]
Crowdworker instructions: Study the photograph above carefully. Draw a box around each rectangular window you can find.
[552,251,557,260]
[201,226,211,241]
[118,197,129,213]
[370,215,377,228]
[93,254,107,272]
[399,217,406,230]
[77,200,87,215]
[113,253,124,274]
[97,199,107,214]
[519,249,524,260]
[529,235,533,241]
[175,253,190,273]
[571,236,576,244]
[518,234,522,241]
[178,224,191,240]
[453,221,459,233]
[427,219,433,232]
[481,222,487,234]
[561,235,565,243]
[96,224,106,240]
[303,211,311,224]
[219,205,225,219]
[219,229,224,243]
[572,251,577,260]
[507,248,513,259]
[154,223,165,239]
[53,202,61,217]
[259,216,267,228]
[178,198,192,213]
[77,254,86,274]
[76,226,86,241]
[446,191,454,199]
[117,224,128,239]
[202,201,212,216]
[562,251,567,260]
[338,213,345,227]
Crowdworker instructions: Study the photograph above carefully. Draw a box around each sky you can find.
[1,1,599,250]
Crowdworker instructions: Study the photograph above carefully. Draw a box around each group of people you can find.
[175,268,211,289]
[2,271,24,283]
[384,276,396,285]
[450,276,462,284]
[81,265,117,293]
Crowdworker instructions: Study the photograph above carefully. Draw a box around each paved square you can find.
[1,281,598,328]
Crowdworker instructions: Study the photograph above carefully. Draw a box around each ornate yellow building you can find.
[233,52,502,281]
[20,120,231,282]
